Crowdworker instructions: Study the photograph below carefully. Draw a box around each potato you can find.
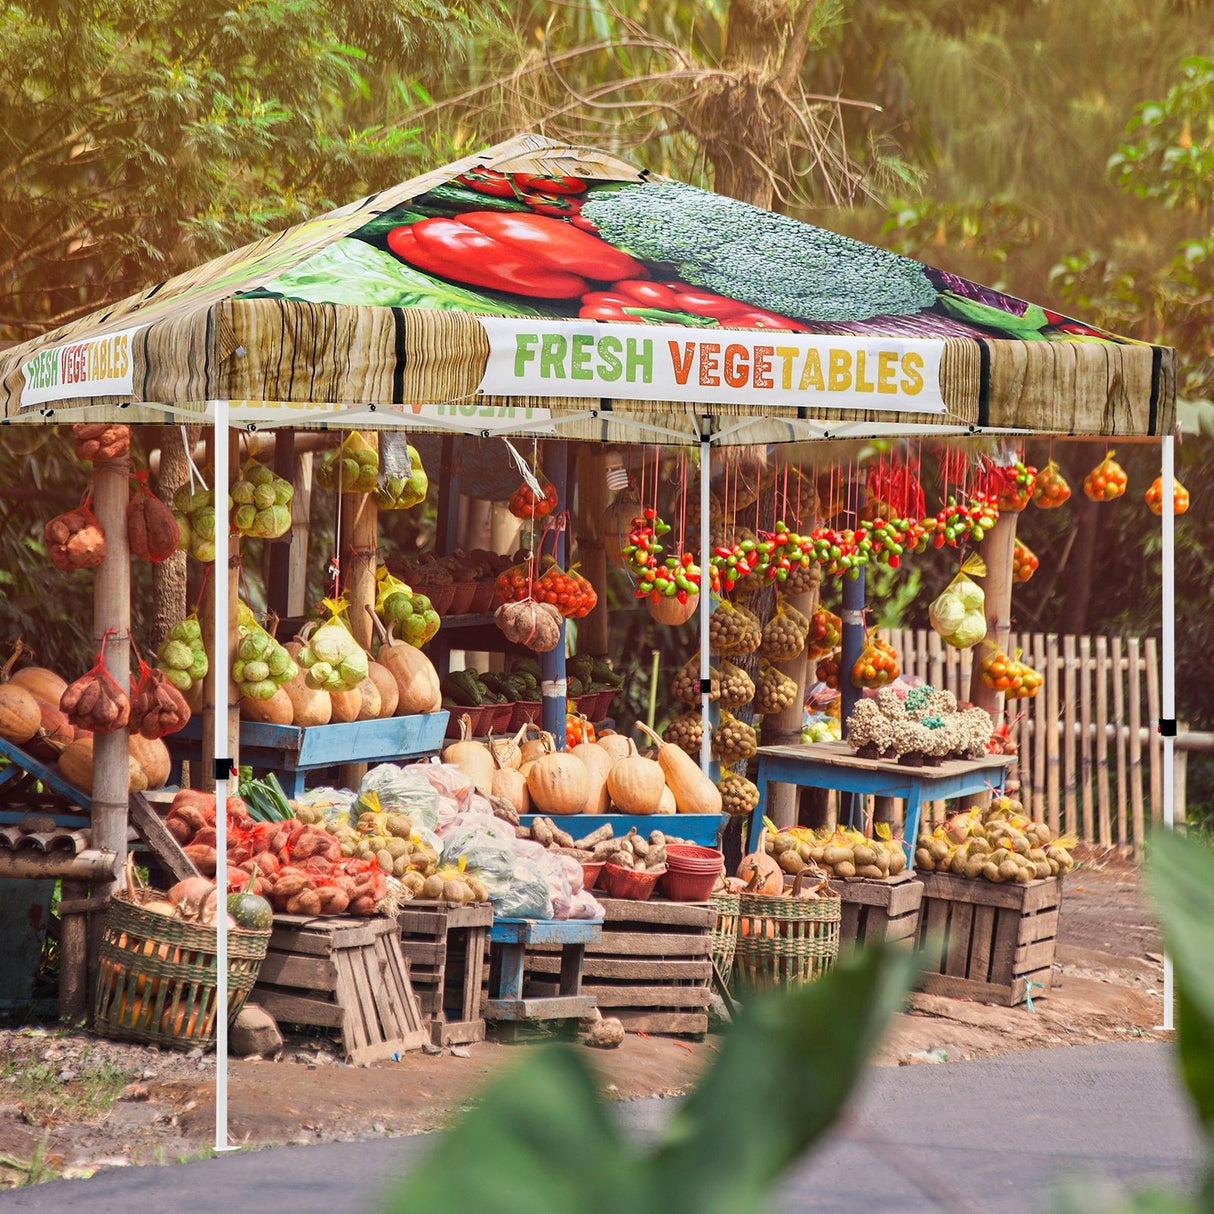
[778,850,805,875]
[915,847,934,870]
[834,860,856,878]
[856,864,885,879]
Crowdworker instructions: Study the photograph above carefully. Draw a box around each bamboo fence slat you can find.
[1095,636,1112,847]
[1079,636,1094,843]
[1128,637,1145,855]
[1145,636,1162,824]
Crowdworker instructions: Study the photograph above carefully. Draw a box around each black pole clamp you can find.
[1158,719,1177,737]
[213,758,236,780]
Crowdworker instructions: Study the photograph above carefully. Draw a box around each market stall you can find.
[0,134,1179,1144]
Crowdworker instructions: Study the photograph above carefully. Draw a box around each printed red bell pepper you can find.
[386,212,645,299]
[513,173,587,195]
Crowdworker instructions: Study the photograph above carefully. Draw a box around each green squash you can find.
[227,891,273,931]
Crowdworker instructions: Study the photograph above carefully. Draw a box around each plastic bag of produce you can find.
[316,431,379,494]
[355,763,440,830]
[296,598,369,692]
[294,786,358,827]
[929,554,987,649]
[373,434,428,510]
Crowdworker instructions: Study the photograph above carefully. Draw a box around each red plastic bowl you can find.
[469,581,497,615]
[660,868,719,902]
[489,702,515,734]
[510,700,543,730]
[581,861,605,891]
[601,863,664,901]
[414,583,455,615]
[448,582,477,616]
[444,705,492,738]
[665,844,726,873]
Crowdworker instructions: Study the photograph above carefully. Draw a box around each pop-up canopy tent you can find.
[0,133,1180,1140]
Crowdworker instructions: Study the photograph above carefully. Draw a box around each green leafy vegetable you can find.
[251,237,544,315]
[937,291,1051,338]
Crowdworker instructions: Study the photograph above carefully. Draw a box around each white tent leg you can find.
[211,399,235,1149]
[1161,432,1176,1031]
[699,432,712,773]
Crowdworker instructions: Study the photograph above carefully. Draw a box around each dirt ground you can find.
[0,849,1169,1186]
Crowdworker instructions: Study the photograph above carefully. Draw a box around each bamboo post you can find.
[766,579,817,830]
[541,442,569,744]
[57,879,90,1020]
[339,441,378,788]
[1175,722,1189,824]
[1112,636,1128,846]
[969,511,1016,719]
[1095,635,1112,846]
[267,431,314,620]
[575,450,609,657]
[1128,635,1144,854]
[87,451,131,985]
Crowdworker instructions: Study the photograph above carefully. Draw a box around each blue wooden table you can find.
[485,917,602,1023]
[166,712,449,797]
[747,742,1015,860]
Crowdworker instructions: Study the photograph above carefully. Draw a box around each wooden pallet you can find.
[916,873,1063,1007]
[397,901,492,1046]
[253,915,427,1064]
[525,899,713,1037]
[837,874,923,951]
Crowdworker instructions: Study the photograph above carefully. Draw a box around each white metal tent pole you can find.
[1161,432,1176,1031]
[211,399,234,1149]
[699,430,712,772]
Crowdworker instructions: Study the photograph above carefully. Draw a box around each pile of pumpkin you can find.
[915,797,1076,884]
[165,789,388,916]
[0,654,172,795]
[762,824,908,880]
[440,716,723,819]
[237,605,442,728]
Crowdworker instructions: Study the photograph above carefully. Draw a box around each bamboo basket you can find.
[93,890,270,1051]
[709,891,740,986]
[733,890,840,992]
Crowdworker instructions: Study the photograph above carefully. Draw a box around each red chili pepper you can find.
[726,308,806,331]
[570,215,600,233]
[456,168,517,198]
[386,212,645,299]
[513,173,587,195]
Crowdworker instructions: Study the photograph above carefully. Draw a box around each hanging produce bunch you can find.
[1082,452,1128,501]
[316,432,378,494]
[708,600,762,654]
[663,710,702,757]
[1145,476,1190,516]
[375,567,440,647]
[126,475,181,563]
[72,423,129,463]
[673,657,720,705]
[1012,539,1039,583]
[979,648,1043,699]
[129,663,191,739]
[754,661,797,715]
[61,634,130,735]
[915,798,1074,883]
[372,436,428,510]
[850,635,900,689]
[230,459,293,539]
[44,501,106,571]
[508,476,558,519]
[534,559,598,619]
[925,492,999,548]
[156,615,208,691]
[807,609,842,658]
[494,598,563,653]
[989,458,1037,513]
[172,481,216,563]
[623,510,701,606]
[718,660,755,709]
[296,600,369,692]
[929,554,987,649]
[816,650,841,690]
[711,711,758,764]
[1032,460,1071,508]
[235,602,299,701]
[760,599,810,662]
[718,767,760,817]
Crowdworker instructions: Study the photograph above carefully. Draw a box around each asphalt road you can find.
[0,1043,1200,1213]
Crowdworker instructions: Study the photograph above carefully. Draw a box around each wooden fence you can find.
[883,629,1174,852]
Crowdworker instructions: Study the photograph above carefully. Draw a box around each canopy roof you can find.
[0,134,1175,445]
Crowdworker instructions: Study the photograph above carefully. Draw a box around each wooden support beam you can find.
[339,442,378,789]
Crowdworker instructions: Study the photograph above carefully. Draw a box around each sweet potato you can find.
[127,491,180,563]
[44,507,106,571]
[347,895,377,916]
[72,424,130,462]
[183,843,218,876]
[286,889,322,916]
[316,887,350,914]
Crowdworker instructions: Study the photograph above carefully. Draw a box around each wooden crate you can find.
[916,873,1063,1007]
[525,899,713,1037]
[397,901,492,1047]
[837,874,923,951]
[253,915,428,1064]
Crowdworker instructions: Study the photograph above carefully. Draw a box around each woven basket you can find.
[93,891,270,1051]
[709,891,740,986]
[733,891,841,992]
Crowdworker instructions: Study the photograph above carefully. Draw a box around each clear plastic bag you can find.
[929,554,987,649]
[354,764,440,830]
[293,786,357,827]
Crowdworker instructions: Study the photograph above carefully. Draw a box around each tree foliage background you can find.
[2,0,1212,804]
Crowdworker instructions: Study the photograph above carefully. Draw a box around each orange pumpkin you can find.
[739,916,776,938]
[736,850,783,895]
